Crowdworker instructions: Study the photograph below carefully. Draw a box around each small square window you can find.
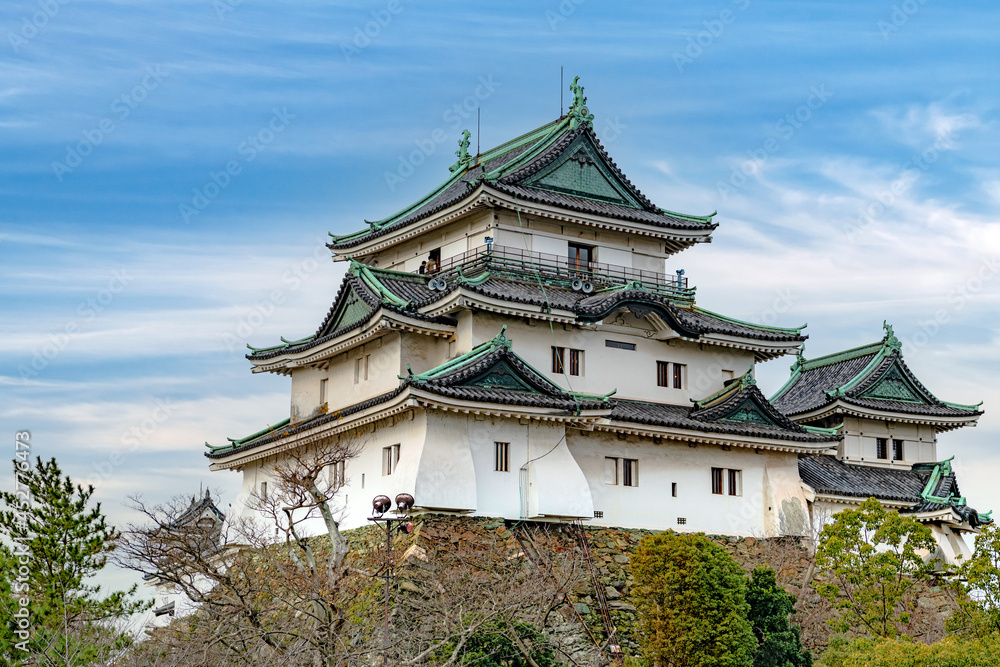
[677,517,687,525]
[495,442,510,472]
[876,438,888,460]
[594,510,604,519]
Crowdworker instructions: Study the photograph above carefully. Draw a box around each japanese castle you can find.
[205,78,989,562]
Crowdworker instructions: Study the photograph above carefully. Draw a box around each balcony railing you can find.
[433,245,694,302]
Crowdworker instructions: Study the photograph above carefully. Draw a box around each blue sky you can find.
[3,1,1000,596]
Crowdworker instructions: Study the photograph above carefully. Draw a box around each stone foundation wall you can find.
[345,514,959,664]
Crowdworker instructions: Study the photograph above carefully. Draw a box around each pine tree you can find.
[0,457,150,665]
[632,532,757,667]
[746,566,812,667]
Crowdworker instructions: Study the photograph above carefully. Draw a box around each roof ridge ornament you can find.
[491,324,513,350]
[567,75,595,130]
[450,129,473,173]
[883,320,902,353]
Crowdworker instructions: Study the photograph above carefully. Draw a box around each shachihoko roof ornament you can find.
[567,75,595,130]
[449,129,472,173]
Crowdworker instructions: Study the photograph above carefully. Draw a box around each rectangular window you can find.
[876,438,888,460]
[728,469,742,496]
[711,468,724,495]
[319,378,328,405]
[722,370,735,380]
[330,460,345,489]
[604,457,619,485]
[623,459,638,487]
[551,346,583,376]
[568,242,593,271]
[260,481,267,501]
[677,517,687,525]
[552,346,565,374]
[892,439,904,461]
[593,510,604,519]
[494,442,510,472]
[382,444,400,476]
[657,362,686,389]
[657,361,670,387]
[605,340,636,351]
[671,482,677,498]
[354,355,370,384]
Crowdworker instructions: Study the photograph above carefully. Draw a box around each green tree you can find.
[0,457,150,665]
[948,523,1000,637]
[816,635,1000,667]
[814,497,937,638]
[746,566,812,667]
[632,531,756,667]
[452,620,555,666]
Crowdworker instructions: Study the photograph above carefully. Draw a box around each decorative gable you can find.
[858,362,926,403]
[464,359,537,393]
[718,398,781,427]
[318,283,374,337]
[521,134,643,208]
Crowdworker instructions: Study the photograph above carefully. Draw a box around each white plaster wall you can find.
[290,333,403,418]
[597,246,632,269]
[840,417,938,465]
[373,209,493,271]
[415,411,479,512]
[469,312,755,403]
[568,430,783,536]
[531,234,568,259]
[525,422,593,519]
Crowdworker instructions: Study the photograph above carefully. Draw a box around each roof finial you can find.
[492,324,513,350]
[883,320,902,352]
[450,129,472,172]
[567,76,595,130]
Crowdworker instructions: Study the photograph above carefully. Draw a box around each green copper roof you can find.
[205,417,292,453]
[691,306,806,336]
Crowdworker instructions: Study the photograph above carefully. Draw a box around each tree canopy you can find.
[632,531,757,667]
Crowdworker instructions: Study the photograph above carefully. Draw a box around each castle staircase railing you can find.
[508,523,602,652]
[574,522,624,664]
[434,245,695,303]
